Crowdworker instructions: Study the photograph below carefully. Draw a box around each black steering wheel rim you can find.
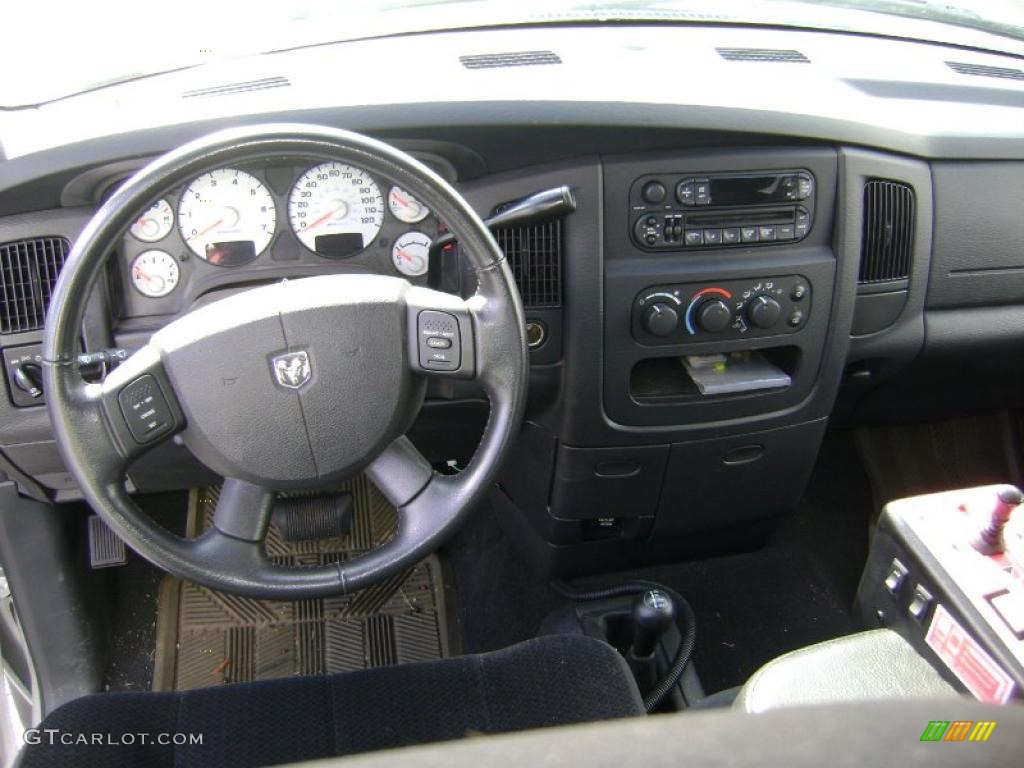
[42,124,528,599]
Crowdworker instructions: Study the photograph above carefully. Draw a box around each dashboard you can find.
[1,20,1024,576]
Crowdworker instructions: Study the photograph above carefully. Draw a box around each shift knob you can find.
[972,485,1022,556]
[630,590,675,659]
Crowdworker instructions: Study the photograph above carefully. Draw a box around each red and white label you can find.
[926,603,1015,704]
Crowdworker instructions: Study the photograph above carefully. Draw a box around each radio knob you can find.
[696,299,732,333]
[642,302,679,337]
[748,295,782,329]
[641,181,667,205]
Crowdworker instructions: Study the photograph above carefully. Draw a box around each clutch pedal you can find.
[88,515,127,568]
[272,492,352,542]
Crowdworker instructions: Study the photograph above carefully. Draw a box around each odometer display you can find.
[288,162,384,257]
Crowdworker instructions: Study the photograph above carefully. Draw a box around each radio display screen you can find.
[710,175,794,206]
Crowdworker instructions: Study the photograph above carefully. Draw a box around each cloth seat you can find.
[20,634,643,768]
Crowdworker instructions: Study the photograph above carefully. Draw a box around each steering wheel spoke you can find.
[365,436,434,509]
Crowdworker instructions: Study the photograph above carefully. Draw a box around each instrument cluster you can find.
[121,160,439,303]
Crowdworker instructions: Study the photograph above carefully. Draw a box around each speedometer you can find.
[178,169,276,266]
[288,162,384,258]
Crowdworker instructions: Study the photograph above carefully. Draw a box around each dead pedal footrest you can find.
[271,492,352,542]
[88,515,127,568]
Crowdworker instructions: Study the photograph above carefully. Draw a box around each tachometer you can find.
[129,199,174,242]
[288,162,384,258]
[388,186,429,224]
[130,250,179,298]
[177,169,276,266]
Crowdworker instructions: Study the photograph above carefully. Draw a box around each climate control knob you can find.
[642,302,679,337]
[747,295,782,329]
[696,299,732,333]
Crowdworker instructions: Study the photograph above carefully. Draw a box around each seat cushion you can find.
[734,629,958,713]
[21,634,643,768]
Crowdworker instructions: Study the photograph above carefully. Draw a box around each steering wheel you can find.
[42,125,528,599]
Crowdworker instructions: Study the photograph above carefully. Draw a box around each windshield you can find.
[4,0,1024,107]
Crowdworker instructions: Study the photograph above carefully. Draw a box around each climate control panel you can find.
[632,275,811,344]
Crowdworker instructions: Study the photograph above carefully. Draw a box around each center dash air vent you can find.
[859,180,914,284]
[182,76,291,99]
[946,61,1024,81]
[460,51,562,70]
[717,48,809,63]
[493,210,563,308]
[1,237,70,334]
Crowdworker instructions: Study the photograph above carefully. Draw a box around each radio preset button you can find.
[758,225,777,241]
[740,226,759,243]
[703,229,722,245]
[778,224,795,240]
[722,228,740,244]
[684,230,703,246]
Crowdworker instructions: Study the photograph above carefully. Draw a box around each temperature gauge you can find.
[388,186,430,224]
[391,232,431,277]
[130,250,179,298]
[129,199,174,242]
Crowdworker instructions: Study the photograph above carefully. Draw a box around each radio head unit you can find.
[630,169,815,250]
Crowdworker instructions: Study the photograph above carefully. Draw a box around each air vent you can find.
[860,181,914,284]
[0,237,70,334]
[494,217,563,308]
[717,48,809,63]
[946,61,1024,81]
[459,51,562,70]
[182,76,291,99]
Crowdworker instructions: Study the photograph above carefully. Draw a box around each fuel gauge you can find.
[388,186,430,224]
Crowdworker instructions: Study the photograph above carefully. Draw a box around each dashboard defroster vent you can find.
[717,48,809,63]
[0,237,70,334]
[494,219,563,308]
[460,51,562,70]
[860,180,914,284]
[946,61,1024,81]
[182,76,291,99]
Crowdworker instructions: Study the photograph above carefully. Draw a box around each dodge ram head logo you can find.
[271,351,312,389]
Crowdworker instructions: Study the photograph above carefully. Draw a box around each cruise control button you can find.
[118,375,173,444]
[418,310,461,372]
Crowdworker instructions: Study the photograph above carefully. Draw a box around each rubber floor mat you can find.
[152,476,454,691]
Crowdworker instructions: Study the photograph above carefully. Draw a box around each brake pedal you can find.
[272,493,352,542]
[88,515,127,568]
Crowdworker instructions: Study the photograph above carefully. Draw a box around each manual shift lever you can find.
[630,589,676,659]
[972,485,1023,555]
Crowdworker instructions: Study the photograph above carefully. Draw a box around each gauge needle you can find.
[306,205,345,230]
[191,218,224,240]
[133,267,151,281]
[396,248,413,262]
[392,190,410,207]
